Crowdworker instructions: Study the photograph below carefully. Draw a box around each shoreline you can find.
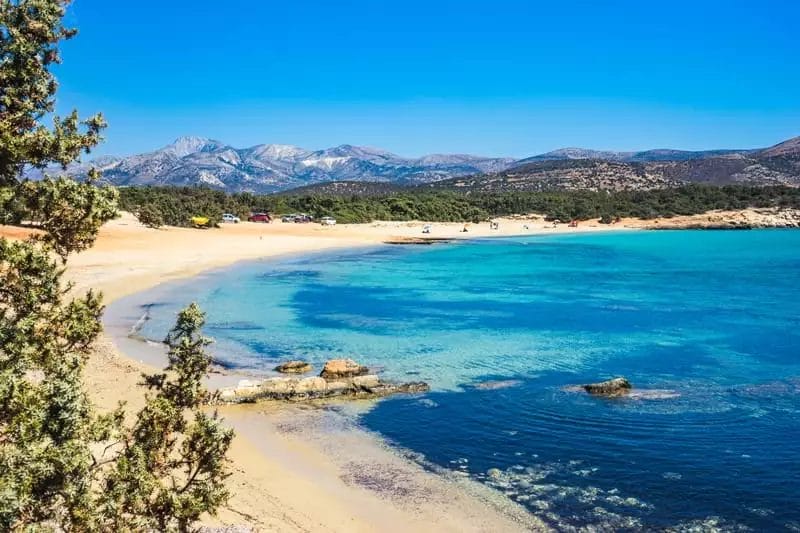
[66,214,583,532]
[3,209,797,531]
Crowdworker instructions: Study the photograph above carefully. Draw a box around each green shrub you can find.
[117,184,800,227]
[135,203,165,228]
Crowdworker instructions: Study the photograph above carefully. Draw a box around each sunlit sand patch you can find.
[476,461,662,530]
[561,384,680,400]
[468,379,524,390]
[627,389,681,400]
[731,378,800,398]
[665,516,750,532]
[746,507,774,518]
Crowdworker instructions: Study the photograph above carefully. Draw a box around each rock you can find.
[274,360,312,374]
[218,358,430,403]
[582,377,632,396]
[352,374,381,389]
[320,358,369,379]
[218,374,429,403]
[325,380,351,394]
[367,381,430,396]
[259,377,296,397]
[471,379,523,390]
[293,377,327,394]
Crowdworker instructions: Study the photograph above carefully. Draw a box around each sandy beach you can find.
[74,213,615,532]
[2,208,795,531]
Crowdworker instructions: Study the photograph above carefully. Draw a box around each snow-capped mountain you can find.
[25,135,799,193]
[33,137,517,193]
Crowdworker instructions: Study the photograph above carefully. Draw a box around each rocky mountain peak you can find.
[160,136,225,157]
[27,135,799,194]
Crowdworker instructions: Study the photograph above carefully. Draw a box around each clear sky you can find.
[56,0,799,158]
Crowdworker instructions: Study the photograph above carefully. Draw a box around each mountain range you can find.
[26,137,514,193]
[26,135,800,193]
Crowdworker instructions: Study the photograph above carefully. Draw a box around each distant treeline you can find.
[113,184,800,227]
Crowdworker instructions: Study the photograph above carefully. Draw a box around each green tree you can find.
[0,2,232,530]
[0,0,105,186]
[101,304,233,531]
[135,202,166,229]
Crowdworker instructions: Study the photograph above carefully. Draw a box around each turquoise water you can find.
[132,230,800,530]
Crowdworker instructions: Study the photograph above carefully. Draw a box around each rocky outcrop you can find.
[219,375,429,403]
[582,377,632,397]
[319,358,369,379]
[274,360,312,374]
[384,237,453,245]
[218,359,429,403]
[644,208,800,230]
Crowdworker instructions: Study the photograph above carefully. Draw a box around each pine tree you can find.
[0,2,232,530]
[101,304,233,531]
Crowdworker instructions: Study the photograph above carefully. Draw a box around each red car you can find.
[248,212,272,223]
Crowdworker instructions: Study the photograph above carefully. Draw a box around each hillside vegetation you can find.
[114,184,800,227]
[433,150,800,192]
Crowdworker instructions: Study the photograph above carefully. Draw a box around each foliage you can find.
[135,202,165,229]
[118,183,800,227]
[0,2,232,530]
[119,186,248,228]
[0,238,114,529]
[11,175,119,258]
[100,304,233,531]
[0,0,105,186]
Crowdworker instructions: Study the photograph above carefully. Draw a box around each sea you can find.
[121,229,800,531]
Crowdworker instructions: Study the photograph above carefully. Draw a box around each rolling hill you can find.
[428,138,800,193]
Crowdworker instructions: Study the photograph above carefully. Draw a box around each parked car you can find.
[294,214,313,223]
[281,214,296,223]
[320,216,337,226]
[248,212,272,223]
[221,213,240,224]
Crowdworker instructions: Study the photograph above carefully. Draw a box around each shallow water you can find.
[128,230,800,530]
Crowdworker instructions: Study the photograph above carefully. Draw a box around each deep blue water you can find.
[133,230,800,530]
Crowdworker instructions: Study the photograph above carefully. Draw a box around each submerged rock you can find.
[582,377,632,397]
[627,389,680,400]
[470,379,523,390]
[274,360,312,374]
[320,358,369,379]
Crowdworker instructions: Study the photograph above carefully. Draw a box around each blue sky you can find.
[57,0,799,157]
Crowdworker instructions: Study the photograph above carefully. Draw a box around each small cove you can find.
[107,230,800,530]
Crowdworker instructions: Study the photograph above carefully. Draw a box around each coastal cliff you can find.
[641,208,800,230]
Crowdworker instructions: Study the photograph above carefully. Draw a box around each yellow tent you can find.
[191,216,210,228]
